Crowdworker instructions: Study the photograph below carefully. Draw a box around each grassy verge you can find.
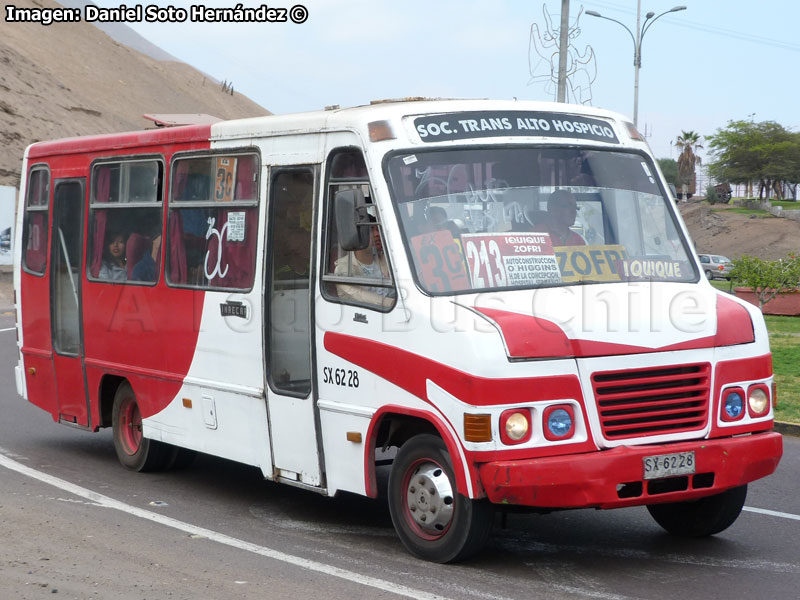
[710,206,773,217]
[765,315,800,423]
[769,200,800,210]
[709,279,734,293]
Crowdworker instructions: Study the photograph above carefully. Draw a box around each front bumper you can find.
[479,432,782,509]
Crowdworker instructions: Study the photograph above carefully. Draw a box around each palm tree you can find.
[674,131,703,200]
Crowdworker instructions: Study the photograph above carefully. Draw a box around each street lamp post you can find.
[586,2,686,127]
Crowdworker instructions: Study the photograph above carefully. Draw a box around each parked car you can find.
[698,253,732,280]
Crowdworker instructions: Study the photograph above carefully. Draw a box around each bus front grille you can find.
[591,363,711,439]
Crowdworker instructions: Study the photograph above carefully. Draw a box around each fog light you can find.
[748,385,769,417]
[721,388,745,422]
[499,409,531,445]
[543,404,575,441]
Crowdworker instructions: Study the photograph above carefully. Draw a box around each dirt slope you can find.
[680,202,800,260]
[0,0,269,188]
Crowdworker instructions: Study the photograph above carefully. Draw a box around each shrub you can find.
[730,254,800,309]
[705,184,722,204]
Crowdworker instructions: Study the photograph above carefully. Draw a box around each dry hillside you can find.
[680,201,800,260]
[0,0,269,188]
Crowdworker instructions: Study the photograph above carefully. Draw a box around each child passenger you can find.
[99,232,127,281]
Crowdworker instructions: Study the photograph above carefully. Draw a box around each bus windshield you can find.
[386,147,697,294]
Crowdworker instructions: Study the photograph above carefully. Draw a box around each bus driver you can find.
[542,189,585,246]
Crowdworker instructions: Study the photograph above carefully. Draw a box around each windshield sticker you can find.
[619,258,690,281]
[413,111,619,144]
[641,161,655,184]
[462,233,561,288]
[402,155,418,165]
[555,245,627,283]
[410,230,471,292]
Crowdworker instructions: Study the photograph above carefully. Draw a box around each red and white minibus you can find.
[14,100,782,562]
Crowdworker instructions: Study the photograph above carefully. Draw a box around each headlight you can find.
[505,413,529,440]
[721,389,745,421]
[500,409,531,445]
[747,385,770,417]
[543,404,576,441]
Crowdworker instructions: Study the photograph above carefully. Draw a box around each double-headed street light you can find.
[586,3,686,127]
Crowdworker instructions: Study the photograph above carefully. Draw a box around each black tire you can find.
[647,485,747,537]
[388,434,493,563]
[111,382,172,472]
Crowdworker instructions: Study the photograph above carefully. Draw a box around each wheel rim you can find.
[118,395,142,456]
[705,270,713,279]
[401,459,455,540]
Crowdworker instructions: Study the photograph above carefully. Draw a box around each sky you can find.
[88,0,800,162]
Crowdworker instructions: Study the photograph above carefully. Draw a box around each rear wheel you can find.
[647,485,747,537]
[705,269,714,280]
[388,434,493,563]
[112,382,172,472]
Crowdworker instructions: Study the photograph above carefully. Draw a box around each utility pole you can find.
[556,0,569,102]
[633,0,642,126]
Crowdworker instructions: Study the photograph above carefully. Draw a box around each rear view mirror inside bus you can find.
[334,188,370,251]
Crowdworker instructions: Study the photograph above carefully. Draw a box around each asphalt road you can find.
[1,310,799,600]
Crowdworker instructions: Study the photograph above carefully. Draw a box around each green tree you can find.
[730,254,800,309]
[706,119,800,200]
[674,131,703,199]
[657,158,678,187]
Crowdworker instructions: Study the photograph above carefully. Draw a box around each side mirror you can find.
[335,188,370,251]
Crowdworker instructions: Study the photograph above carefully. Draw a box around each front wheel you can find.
[388,434,493,563]
[647,485,747,537]
[705,269,714,280]
[112,382,172,472]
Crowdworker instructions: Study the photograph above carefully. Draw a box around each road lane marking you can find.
[744,506,800,521]
[0,327,16,332]
[0,450,451,600]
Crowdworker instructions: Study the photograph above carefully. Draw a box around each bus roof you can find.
[26,99,633,159]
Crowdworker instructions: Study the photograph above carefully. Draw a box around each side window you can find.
[22,167,50,275]
[321,150,396,310]
[88,159,163,284]
[167,153,259,290]
[700,255,710,264]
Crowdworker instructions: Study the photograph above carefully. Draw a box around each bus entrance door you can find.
[50,179,90,427]
[264,168,322,487]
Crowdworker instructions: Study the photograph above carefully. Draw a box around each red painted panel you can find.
[28,125,212,159]
[21,134,212,425]
[21,352,59,421]
[709,353,774,438]
[53,353,89,425]
[324,331,586,407]
[474,293,754,360]
[363,405,475,498]
[480,432,782,509]
[715,294,755,345]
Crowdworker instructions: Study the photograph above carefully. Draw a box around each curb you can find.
[774,421,800,437]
